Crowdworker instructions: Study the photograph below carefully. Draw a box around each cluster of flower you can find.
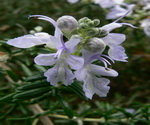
[140,0,150,37]
[67,0,135,20]
[93,0,135,19]
[7,13,136,99]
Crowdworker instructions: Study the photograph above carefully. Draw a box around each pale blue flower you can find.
[106,4,135,19]
[34,36,84,86]
[94,0,124,8]
[75,49,118,99]
[7,15,84,86]
[7,15,62,49]
[100,14,137,62]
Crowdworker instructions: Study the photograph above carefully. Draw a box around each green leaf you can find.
[17,79,50,91]
[6,70,19,82]
[0,104,17,119]
[56,94,74,119]
[21,64,32,76]
[13,87,51,102]
[68,81,88,101]
[25,72,45,82]
[30,91,52,104]
[0,93,15,102]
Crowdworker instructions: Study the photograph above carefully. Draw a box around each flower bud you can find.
[87,21,94,27]
[78,17,91,24]
[84,37,106,53]
[70,34,82,40]
[87,28,99,36]
[93,19,100,26]
[79,23,88,29]
[57,15,78,35]
[99,28,109,37]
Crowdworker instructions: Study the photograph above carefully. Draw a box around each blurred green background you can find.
[0,0,149,125]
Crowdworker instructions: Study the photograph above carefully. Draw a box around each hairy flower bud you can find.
[93,19,100,26]
[99,28,109,37]
[57,15,78,36]
[84,37,106,53]
[87,28,99,36]
[78,17,91,24]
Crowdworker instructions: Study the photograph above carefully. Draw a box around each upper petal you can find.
[50,36,62,49]
[101,23,122,32]
[101,33,126,47]
[108,46,128,62]
[29,15,63,41]
[66,55,84,70]
[7,35,45,48]
[34,32,55,49]
[34,53,56,66]
[90,64,118,77]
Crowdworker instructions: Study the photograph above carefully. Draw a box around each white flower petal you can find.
[66,55,84,70]
[120,23,138,29]
[83,75,95,99]
[61,66,75,86]
[34,53,56,66]
[44,64,75,86]
[94,0,115,8]
[106,5,127,19]
[34,32,51,42]
[94,78,110,97]
[65,38,80,53]
[102,23,122,32]
[108,46,128,62]
[7,35,45,48]
[90,64,118,77]
[50,36,62,49]
[34,32,55,49]
[83,75,110,99]
[101,33,126,47]
[74,67,87,81]
[81,49,93,62]
[44,66,59,86]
